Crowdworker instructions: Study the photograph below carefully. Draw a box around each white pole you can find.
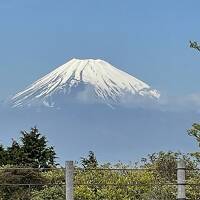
[66,161,74,200]
[177,160,186,200]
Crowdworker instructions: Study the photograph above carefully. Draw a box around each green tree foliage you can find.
[2,126,200,199]
[143,151,196,182]
[80,151,98,169]
[6,139,23,166]
[32,185,65,200]
[74,164,157,200]
[30,151,200,200]
[188,123,200,146]
[31,169,65,200]
[0,127,57,199]
[0,145,7,166]
[0,166,48,200]
[189,40,200,52]
[187,123,200,163]
[0,127,57,168]
[19,127,56,168]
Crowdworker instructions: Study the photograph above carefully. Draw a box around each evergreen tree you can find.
[0,145,7,166]
[80,151,98,168]
[0,127,57,199]
[0,127,57,168]
[6,139,22,165]
[19,127,57,168]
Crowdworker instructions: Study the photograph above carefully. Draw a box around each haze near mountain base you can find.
[11,58,160,108]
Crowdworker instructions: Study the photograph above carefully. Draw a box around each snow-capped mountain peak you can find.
[11,58,160,107]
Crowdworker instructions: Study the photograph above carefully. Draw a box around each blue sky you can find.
[1,0,200,99]
[1,0,200,163]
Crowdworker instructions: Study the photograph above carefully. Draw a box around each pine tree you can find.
[6,139,22,165]
[19,127,57,168]
[0,127,57,168]
[81,151,98,168]
[0,145,7,166]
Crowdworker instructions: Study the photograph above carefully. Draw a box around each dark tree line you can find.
[0,127,56,168]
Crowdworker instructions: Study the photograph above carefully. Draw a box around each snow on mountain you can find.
[11,58,160,108]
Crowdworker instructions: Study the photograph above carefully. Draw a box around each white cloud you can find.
[156,93,200,112]
[112,92,200,112]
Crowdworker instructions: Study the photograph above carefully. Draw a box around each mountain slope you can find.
[11,58,160,107]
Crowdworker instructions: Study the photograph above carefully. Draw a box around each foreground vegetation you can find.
[0,125,200,199]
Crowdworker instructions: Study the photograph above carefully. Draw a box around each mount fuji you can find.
[2,59,198,164]
[11,58,160,108]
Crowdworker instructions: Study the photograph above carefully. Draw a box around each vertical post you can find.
[177,160,186,200]
[29,184,31,199]
[66,161,74,200]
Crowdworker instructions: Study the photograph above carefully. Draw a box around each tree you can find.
[0,145,7,166]
[0,127,57,168]
[188,123,200,162]
[80,151,98,168]
[6,139,22,166]
[0,166,47,200]
[143,151,195,182]
[19,127,57,168]
[188,123,200,144]
[189,40,200,52]
[0,127,58,199]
